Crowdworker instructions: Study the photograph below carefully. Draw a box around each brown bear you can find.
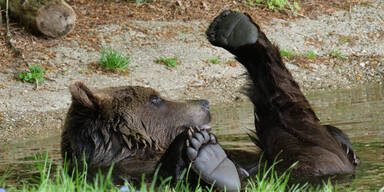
[61,10,360,191]
[61,82,241,191]
[206,10,359,182]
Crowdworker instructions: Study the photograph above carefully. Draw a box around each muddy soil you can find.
[0,0,383,142]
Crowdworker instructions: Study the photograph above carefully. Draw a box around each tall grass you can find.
[99,48,130,71]
[0,172,6,189]
[0,153,336,192]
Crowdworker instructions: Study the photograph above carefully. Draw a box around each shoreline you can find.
[1,1,383,142]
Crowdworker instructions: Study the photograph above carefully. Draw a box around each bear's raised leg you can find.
[187,128,241,192]
[206,10,357,178]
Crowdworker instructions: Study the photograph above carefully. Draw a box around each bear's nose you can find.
[198,100,210,111]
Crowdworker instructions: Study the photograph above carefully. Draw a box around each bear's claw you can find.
[206,10,259,50]
[187,128,241,192]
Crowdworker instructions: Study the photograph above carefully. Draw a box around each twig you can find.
[45,77,56,82]
[294,31,318,43]
[0,5,3,28]
[5,0,22,57]
[377,15,384,23]
[34,78,39,90]
[295,12,309,19]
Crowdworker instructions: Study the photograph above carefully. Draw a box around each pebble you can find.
[120,186,140,192]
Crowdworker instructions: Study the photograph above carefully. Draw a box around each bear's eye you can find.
[149,95,162,105]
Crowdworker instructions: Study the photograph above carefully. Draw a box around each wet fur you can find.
[235,23,356,178]
[206,11,358,179]
[61,82,211,183]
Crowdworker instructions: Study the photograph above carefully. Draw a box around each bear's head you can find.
[61,82,211,167]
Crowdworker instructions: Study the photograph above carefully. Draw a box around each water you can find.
[0,84,383,190]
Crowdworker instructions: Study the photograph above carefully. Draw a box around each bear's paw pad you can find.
[206,10,259,50]
[187,128,240,192]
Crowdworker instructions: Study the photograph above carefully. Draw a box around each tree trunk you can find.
[0,0,76,38]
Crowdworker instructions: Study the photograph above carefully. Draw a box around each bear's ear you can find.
[69,82,101,110]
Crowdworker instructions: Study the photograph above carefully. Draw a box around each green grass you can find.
[1,154,122,192]
[304,50,317,59]
[0,153,339,192]
[0,172,6,189]
[207,57,220,64]
[99,48,130,71]
[338,35,355,44]
[280,49,319,60]
[17,65,44,83]
[330,49,347,59]
[156,56,179,67]
[248,0,255,6]
[280,48,296,59]
[251,0,301,11]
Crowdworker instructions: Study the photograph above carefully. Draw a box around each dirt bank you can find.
[0,0,383,142]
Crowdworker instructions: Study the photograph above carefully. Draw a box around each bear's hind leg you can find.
[187,128,241,192]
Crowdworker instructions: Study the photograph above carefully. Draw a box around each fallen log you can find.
[0,0,76,38]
